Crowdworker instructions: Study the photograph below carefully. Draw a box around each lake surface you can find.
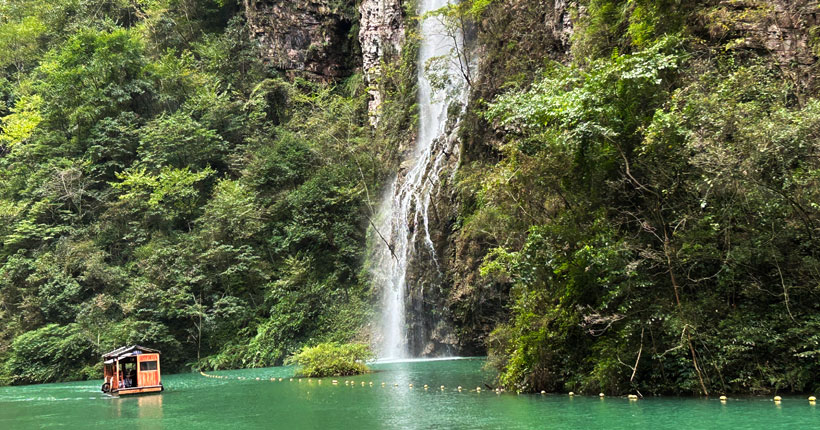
[0,357,816,429]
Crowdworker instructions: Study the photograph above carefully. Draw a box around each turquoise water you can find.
[0,358,815,429]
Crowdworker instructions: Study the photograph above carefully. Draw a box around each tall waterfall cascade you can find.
[373,0,470,359]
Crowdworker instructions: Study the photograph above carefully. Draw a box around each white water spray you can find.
[373,0,470,359]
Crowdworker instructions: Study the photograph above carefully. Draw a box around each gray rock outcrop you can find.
[243,0,357,79]
[359,0,406,121]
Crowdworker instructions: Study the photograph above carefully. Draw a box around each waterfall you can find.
[373,0,469,359]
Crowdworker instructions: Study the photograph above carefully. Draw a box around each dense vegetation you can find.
[464,0,820,395]
[288,342,372,377]
[0,0,382,384]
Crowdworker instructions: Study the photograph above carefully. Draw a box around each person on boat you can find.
[124,369,133,388]
[118,372,125,388]
[128,370,137,387]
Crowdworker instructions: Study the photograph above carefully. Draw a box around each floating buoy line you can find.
[198,372,816,403]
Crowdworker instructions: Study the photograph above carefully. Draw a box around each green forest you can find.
[1,0,819,397]
[0,0,385,384]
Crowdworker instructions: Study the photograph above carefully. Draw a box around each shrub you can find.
[1,324,95,385]
[287,342,373,377]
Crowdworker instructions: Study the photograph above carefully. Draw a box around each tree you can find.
[0,16,46,76]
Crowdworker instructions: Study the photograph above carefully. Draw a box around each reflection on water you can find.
[138,394,163,421]
[370,356,474,365]
[108,392,164,426]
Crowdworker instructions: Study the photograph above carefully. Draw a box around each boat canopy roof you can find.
[102,345,160,362]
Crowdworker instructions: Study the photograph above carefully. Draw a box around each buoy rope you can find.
[197,372,817,403]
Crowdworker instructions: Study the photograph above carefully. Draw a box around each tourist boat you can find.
[101,345,164,396]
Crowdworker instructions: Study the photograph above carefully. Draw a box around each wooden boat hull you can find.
[111,385,164,396]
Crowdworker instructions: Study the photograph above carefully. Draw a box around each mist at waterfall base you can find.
[372,0,469,360]
[3,359,816,430]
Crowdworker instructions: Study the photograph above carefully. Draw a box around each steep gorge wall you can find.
[439,0,577,355]
[239,0,819,356]
[435,0,820,355]
[362,0,579,356]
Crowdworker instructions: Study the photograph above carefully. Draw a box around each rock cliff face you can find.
[373,0,579,357]
[440,0,577,355]
[394,0,578,356]
[358,0,406,120]
[706,0,817,64]
[243,0,357,79]
[549,0,575,52]
[701,0,819,92]
[404,122,462,357]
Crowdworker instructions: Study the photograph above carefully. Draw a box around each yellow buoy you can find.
[599,393,605,398]
[409,383,414,388]
[476,387,481,392]
[441,385,445,390]
[458,386,463,391]
[719,395,727,401]
[279,378,283,382]
[361,382,366,386]
[424,384,428,389]
[289,378,293,381]
[569,392,575,396]
[393,383,398,387]
[332,380,338,384]
[628,394,638,400]
[381,382,385,387]
[774,396,782,402]
[541,391,546,395]
[369,382,373,386]
[809,396,816,402]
